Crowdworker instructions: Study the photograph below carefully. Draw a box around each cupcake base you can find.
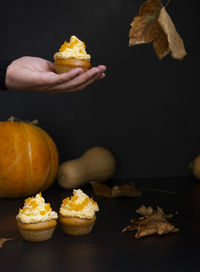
[17,219,57,242]
[59,214,96,236]
[54,58,91,74]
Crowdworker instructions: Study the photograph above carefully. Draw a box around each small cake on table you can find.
[59,189,99,236]
[16,192,58,242]
[54,35,91,74]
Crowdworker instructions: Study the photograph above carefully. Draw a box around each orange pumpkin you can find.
[0,121,59,198]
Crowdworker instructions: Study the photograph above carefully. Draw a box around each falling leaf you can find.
[0,238,15,248]
[129,0,187,59]
[122,205,179,238]
[90,182,141,198]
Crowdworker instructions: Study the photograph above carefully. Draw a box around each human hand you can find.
[5,56,106,93]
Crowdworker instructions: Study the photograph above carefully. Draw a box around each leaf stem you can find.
[164,0,171,8]
[140,188,177,195]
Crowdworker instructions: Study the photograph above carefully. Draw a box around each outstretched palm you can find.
[6,56,106,93]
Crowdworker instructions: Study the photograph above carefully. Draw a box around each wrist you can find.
[5,62,13,90]
[0,59,12,91]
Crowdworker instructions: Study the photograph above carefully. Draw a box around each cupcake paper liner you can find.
[59,215,96,236]
[18,227,56,242]
[54,65,89,74]
[61,221,95,236]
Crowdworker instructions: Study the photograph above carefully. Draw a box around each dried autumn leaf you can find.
[122,205,179,238]
[112,184,141,198]
[0,238,15,248]
[129,0,187,59]
[90,182,141,198]
[90,182,113,198]
[136,205,154,216]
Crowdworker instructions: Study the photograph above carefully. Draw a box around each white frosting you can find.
[60,189,99,219]
[16,193,58,223]
[54,35,91,60]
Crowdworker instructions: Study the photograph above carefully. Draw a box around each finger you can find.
[44,68,83,85]
[97,72,106,80]
[48,67,100,92]
[47,61,57,72]
[74,72,106,91]
[50,68,83,84]
[68,67,101,86]
[48,66,106,87]
[97,65,107,73]
[61,72,106,93]
[48,71,104,94]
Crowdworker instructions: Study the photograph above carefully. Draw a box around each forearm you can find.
[0,58,12,90]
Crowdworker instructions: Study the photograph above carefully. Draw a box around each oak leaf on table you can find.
[122,205,179,239]
[129,0,187,59]
[0,238,15,248]
[91,182,141,198]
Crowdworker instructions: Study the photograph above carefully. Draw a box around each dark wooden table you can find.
[1,177,200,272]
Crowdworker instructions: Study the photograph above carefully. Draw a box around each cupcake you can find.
[59,189,99,236]
[54,35,91,74]
[16,192,58,242]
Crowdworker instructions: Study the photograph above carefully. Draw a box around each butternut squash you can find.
[57,146,116,189]
[189,155,200,179]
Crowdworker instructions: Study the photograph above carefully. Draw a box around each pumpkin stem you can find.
[8,116,39,125]
[29,119,39,125]
[8,116,15,122]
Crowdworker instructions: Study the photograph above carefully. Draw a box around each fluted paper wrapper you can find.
[18,227,56,242]
[59,215,96,236]
[61,222,95,236]
[54,65,89,74]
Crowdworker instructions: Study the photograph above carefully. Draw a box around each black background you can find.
[0,0,199,179]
